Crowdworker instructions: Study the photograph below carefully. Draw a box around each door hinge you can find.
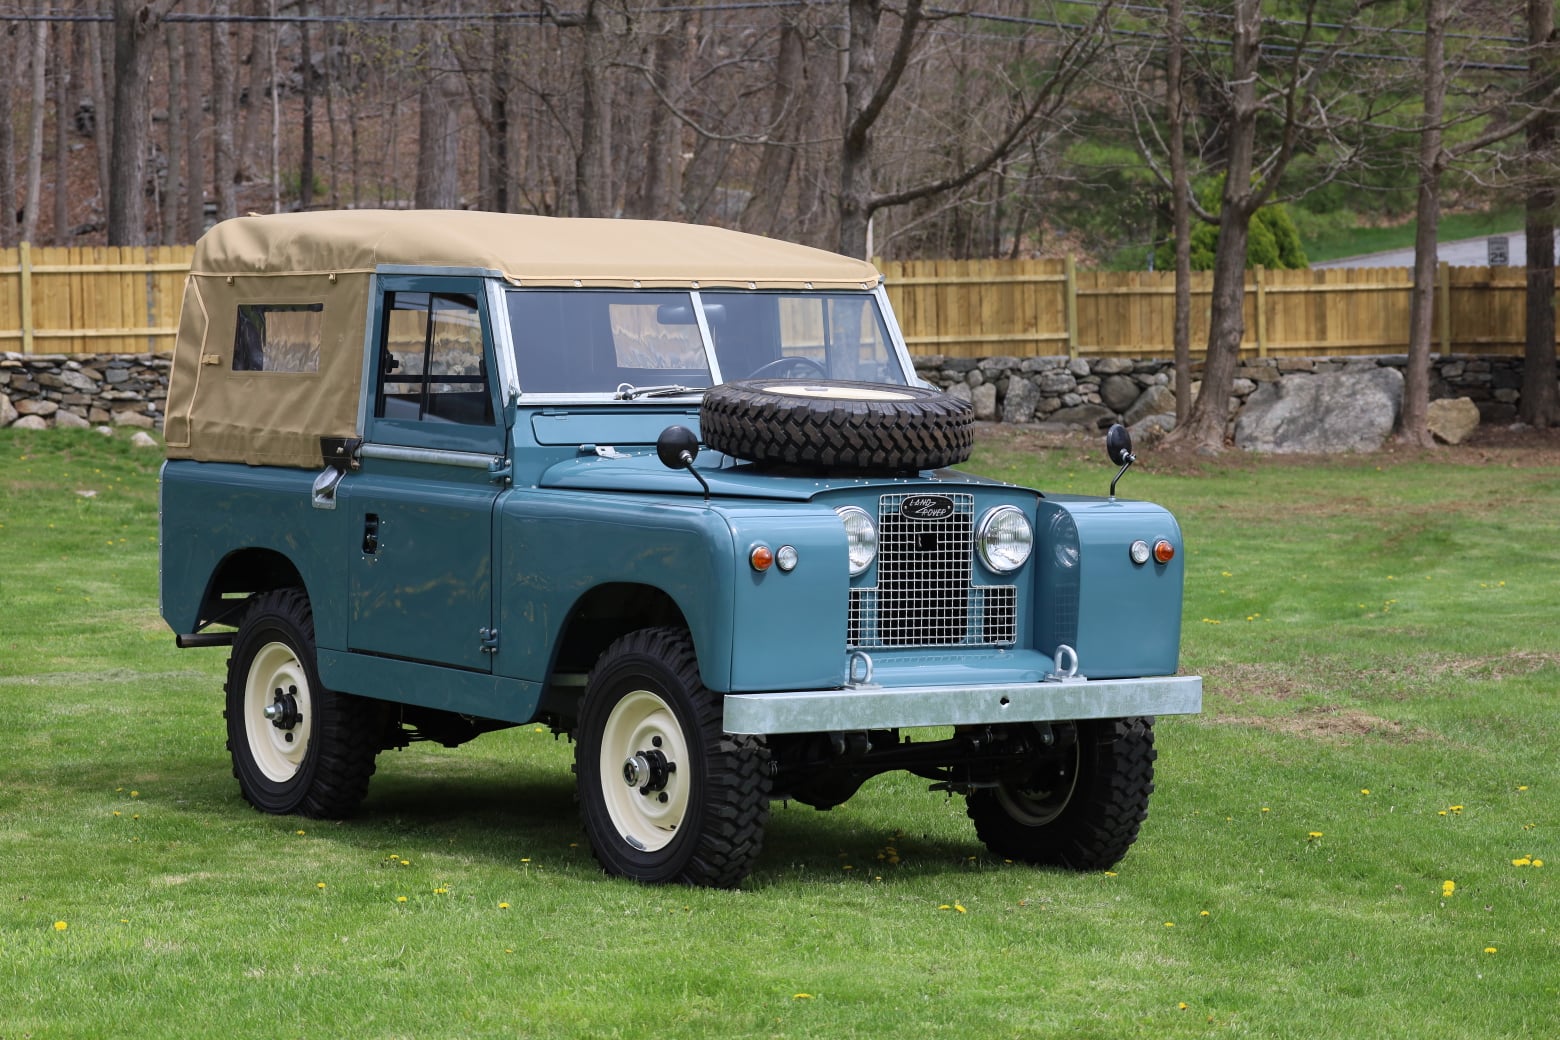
[479,627,500,653]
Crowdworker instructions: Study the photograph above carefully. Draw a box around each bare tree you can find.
[415,21,463,210]
[54,15,74,244]
[108,0,176,245]
[1161,1,1385,452]
[1521,0,1558,429]
[0,25,16,248]
[1165,0,1192,425]
[21,20,48,244]
[211,0,239,222]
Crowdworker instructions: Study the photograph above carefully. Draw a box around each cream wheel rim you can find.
[598,689,690,853]
[244,641,314,783]
[754,382,919,402]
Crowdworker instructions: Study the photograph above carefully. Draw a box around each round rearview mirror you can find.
[1105,423,1134,466]
[656,425,701,470]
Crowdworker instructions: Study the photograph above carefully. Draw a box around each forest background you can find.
[2,0,1559,445]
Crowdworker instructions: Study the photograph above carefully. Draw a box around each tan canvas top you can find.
[167,211,881,469]
[191,210,882,289]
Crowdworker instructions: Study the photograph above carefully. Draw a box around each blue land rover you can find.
[159,210,1200,887]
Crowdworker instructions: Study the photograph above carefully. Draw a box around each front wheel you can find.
[575,627,770,887]
[224,588,381,817]
[966,717,1156,870]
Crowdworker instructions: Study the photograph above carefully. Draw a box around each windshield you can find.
[506,289,906,396]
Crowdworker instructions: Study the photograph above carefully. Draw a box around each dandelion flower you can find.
[1308,831,1324,840]
[316,882,327,890]
[793,993,813,1000]
[1484,947,1498,954]
[1360,789,1371,795]
[954,904,967,913]
[1200,910,1210,918]
[1164,922,1175,928]
[296,830,306,836]
[938,904,952,911]
[53,921,68,932]
[1103,871,1118,877]
[498,902,510,910]
[1442,881,1456,898]
[1178,1003,1189,1011]
[1533,859,1544,868]
[433,887,449,895]
[1513,857,1533,867]
[396,896,408,903]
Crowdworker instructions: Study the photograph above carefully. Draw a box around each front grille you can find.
[847,493,1018,649]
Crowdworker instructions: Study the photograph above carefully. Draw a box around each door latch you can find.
[479,627,500,654]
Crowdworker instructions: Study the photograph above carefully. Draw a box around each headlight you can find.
[835,506,877,576]
[977,505,1033,573]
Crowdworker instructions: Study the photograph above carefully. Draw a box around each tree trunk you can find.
[838,0,886,258]
[299,0,316,210]
[1521,0,1558,428]
[108,0,162,246]
[626,2,689,220]
[1400,0,1449,448]
[739,20,804,236]
[22,21,49,244]
[184,20,206,238]
[211,1,239,222]
[415,25,463,210]
[1166,0,1192,425]
[0,28,15,248]
[1168,0,1262,451]
[88,16,113,229]
[53,19,73,244]
[162,22,183,244]
[575,4,614,218]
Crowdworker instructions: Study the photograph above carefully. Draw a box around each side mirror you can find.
[1106,423,1135,467]
[656,425,711,500]
[1105,423,1135,498]
[656,425,701,470]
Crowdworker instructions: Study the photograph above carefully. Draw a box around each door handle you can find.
[362,513,380,555]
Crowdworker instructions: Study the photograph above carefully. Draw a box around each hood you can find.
[538,451,1007,501]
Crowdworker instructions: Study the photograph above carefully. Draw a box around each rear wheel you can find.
[224,588,380,817]
[966,717,1156,870]
[576,627,770,887]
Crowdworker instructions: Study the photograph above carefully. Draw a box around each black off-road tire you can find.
[224,588,381,818]
[966,717,1156,871]
[575,627,771,888]
[700,379,974,472]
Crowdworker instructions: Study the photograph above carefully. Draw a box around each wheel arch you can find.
[548,580,694,683]
[197,547,310,630]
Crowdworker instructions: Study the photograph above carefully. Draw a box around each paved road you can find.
[1313,232,1533,268]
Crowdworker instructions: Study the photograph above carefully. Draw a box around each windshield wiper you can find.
[614,383,707,400]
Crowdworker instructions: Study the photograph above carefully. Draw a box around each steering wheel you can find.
[747,355,828,380]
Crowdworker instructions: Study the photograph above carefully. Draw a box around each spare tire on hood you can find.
[700,379,974,472]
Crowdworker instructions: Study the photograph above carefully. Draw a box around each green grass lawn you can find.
[2,429,1555,1038]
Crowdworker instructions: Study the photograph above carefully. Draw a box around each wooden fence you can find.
[878,258,1560,360]
[3,245,1556,360]
[0,244,192,355]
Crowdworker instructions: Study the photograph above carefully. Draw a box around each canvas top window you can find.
[232,304,324,373]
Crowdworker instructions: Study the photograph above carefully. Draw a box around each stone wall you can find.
[913,353,1535,438]
[0,349,1538,445]
[1,353,167,431]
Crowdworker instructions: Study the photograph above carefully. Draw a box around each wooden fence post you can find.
[1253,264,1268,358]
[1438,261,1451,354]
[19,241,34,355]
[1064,255,1078,358]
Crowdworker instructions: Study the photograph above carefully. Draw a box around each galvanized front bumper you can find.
[722,674,1201,736]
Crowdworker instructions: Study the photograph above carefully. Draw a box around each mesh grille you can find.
[848,493,1018,649]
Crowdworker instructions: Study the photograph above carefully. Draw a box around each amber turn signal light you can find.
[1153,539,1175,564]
[750,545,774,571]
